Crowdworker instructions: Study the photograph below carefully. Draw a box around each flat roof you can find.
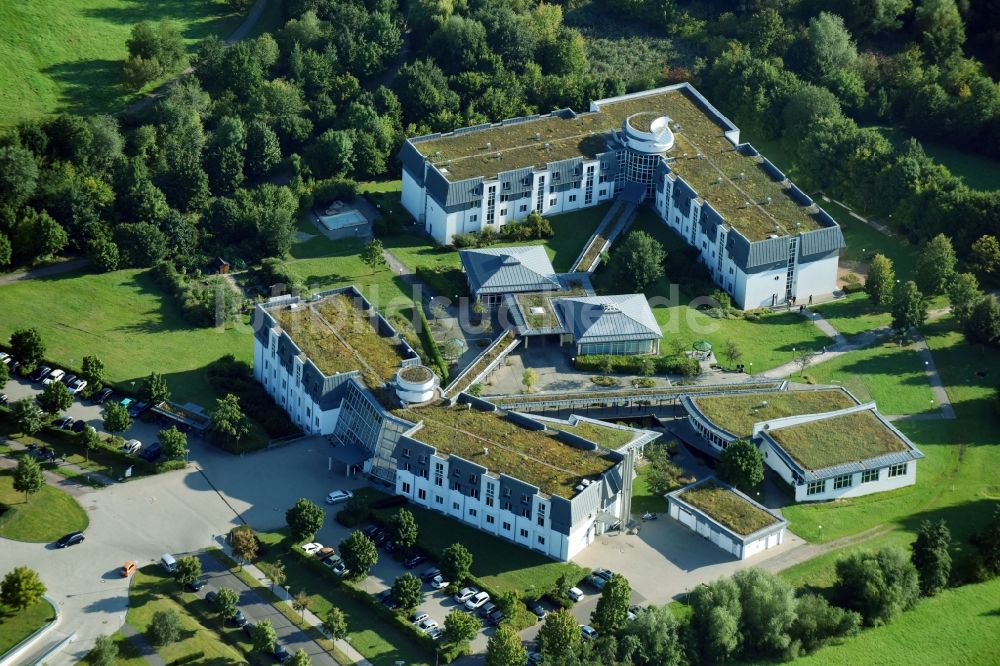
[677,481,780,536]
[513,285,588,330]
[412,86,824,241]
[271,294,407,388]
[395,403,618,498]
[692,389,857,438]
[769,410,909,470]
[542,419,637,449]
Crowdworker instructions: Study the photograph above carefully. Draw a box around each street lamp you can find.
[748,362,753,376]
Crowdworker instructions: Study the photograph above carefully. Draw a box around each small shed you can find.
[211,257,231,275]
[667,478,787,560]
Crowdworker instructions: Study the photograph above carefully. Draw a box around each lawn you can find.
[812,292,891,338]
[0,470,89,542]
[805,339,937,417]
[127,566,249,664]
[76,632,147,666]
[254,531,432,666]
[0,268,251,407]
[0,0,246,122]
[0,599,56,655]
[793,576,1000,666]
[631,465,668,514]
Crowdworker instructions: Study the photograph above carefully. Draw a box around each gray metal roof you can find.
[799,225,846,259]
[555,294,662,344]
[460,246,559,296]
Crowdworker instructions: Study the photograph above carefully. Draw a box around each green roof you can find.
[413,87,823,241]
[395,403,618,498]
[543,420,636,448]
[678,481,779,536]
[692,389,857,438]
[271,294,407,388]
[514,285,588,330]
[769,410,908,470]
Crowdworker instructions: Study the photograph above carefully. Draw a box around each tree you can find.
[791,593,861,655]
[865,254,896,307]
[522,368,538,391]
[306,129,355,178]
[441,542,473,584]
[688,577,742,663]
[0,566,46,610]
[89,635,119,666]
[591,573,631,634]
[443,608,480,645]
[971,505,1000,575]
[251,618,278,653]
[911,520,952,596]
[717,440,765,495]
[10,327,45,373]
[288,649,311,666]
[38,380,73,415]
[210,393,251,446]
[0,362,7,389]
[103,401,133,436]
[0,145,38,210]
[537,608,579,659]
[782,84,842,142]
[965,295,1000,345]
[360,239,387,274]
[82,425,101,462]
[732,568,797,657]
[802,12,857,81]
[389,508,418,551]
[892,281,928,336]
[81,355,105,387]
[833,547,920,626]
[392,572,423,610]
[915,234,957,295]
[139,372,170,404]
[147,609,182,646]
[87,236,120,273]
[947,273,983,327]
[216,587,240,621]
[970,235,1000,278]
[487,624,527,666]
[0,234,12,268]
[12,399,44,436]
[293,590,311,620]
[230,527,259,570]
[323,607,348,640]
[618,604,683,665]
[245,121,282,179]
[339,530,378,579]
[174,555,202,586]
[286,498,325,541]
[13,456,44,503]
[915,0,965,63]
[721,340,742,369]
[607,231,665,292]
[269,559,286,593]
[159,426,188,460]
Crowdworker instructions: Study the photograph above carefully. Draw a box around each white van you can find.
[160,553,177,573]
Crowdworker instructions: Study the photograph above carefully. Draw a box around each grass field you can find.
[0,470,89,542]
[872,126,1000,193]
[126,566,248,664]
[0,268,251,407]
[0,599,56,655]
[0,0,246,122]
[76,631,146,666]
[812,292,891,337]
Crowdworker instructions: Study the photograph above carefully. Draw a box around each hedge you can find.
[415,304,450,383]
[575,354,700,377]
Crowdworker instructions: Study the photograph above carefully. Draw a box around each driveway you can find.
[196,553,337,665]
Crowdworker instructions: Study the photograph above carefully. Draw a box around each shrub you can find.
[205,355,299,438]
[151,261,242,327]
[576,354,700,377]
[590,375,618,386]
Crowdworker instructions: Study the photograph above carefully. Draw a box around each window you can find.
[418,489,426,500]
[521,507,530,518]
[402,462,411,472]
[861,469,879,483]
[537,503,546,526]
[888,463,908,477]
[486,515,495,524]
[468,508,477,517]
[537,536,545,545]
[599,188,607,196]
[418,454,427,464]
[486,483,495,507]
[568,194,577,202]
[434,463,444,487]
[402,482,411,494]
[520,204,528,212]
[549,198,556,206]
[453,502,460,511]
[471,487,480,499]
[402,448,411,459]
[502,521,511,531]
[521,494,531,504]
[500,208,507,216]
[833,474,852,489]
[470,214,477,222]
[435,495,444,505]
[519,528,528,538]
[806,480,825,496]
[502,501,512,512]
[503,488,511,497]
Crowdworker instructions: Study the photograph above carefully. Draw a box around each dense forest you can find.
[0,0,997,283]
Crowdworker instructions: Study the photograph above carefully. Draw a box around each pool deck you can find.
[310,201,375,241]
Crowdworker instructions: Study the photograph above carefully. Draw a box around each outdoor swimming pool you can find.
[318,209,367,231]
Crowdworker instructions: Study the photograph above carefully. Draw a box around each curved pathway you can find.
[0,258,87,287]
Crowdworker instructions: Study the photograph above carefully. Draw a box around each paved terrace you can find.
[413,86,823,241]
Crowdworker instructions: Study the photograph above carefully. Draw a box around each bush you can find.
[151,261,241,327]
[576,354,700,377]
[590,375,618,386]
[205,355,299,439]
[843,281,866,294]
[414,265,467,302]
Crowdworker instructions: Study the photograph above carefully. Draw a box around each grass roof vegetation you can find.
[544,420,636,448]
[692,389,857,437]
[490,381,784,404]
[679,481,778,536]
[271,294,408,388]
[515,286,588,330]
[769,410,908,470]
[413,88,825,241]
[395,403,617,497]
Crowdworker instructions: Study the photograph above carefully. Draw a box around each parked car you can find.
[0,352,9,364]
[121,439,142,455]
[417,618,439,633]
[567,587,584,602]
[315,546,337,561]
[404,553,426,569]
[430,575,449,590]
[95,387,113,404]
[56,416,74,429]
[381,595,398,610]
[527,651,543,665]
[628,604,644,620]
[478,602,497,619]
[371,531,388,547]
[120,561,137,577]
[0,394,7,407]
[325,489,353,504]
[69,378,88,395]
[331,561,349,577]
[138,443,161,462]
[588,569,613,589]
[488,608,504,625]
[528,600,547,619]
[324,554,343,568]
[410,611,429,624]
[31,366,52,383]
[580,625,598,641]
[301,542,323,555]
[419,567,441,583]
[361,524,381,538]
[185,579,207,592]
[60,373,77,386]
[129,401,148,417]
[272,644,290,663]
[427,627,444,640]
[56,531,85,548]
[454,587,478,604]
[119,397,134,410]
[71,419,88,433]
[43,369,65,385]
[206,590,219,605]
[229,610,248,627]
[465,591,490,611]
[383,540,399,553]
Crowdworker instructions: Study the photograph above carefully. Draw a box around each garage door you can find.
[678,508,695,529]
